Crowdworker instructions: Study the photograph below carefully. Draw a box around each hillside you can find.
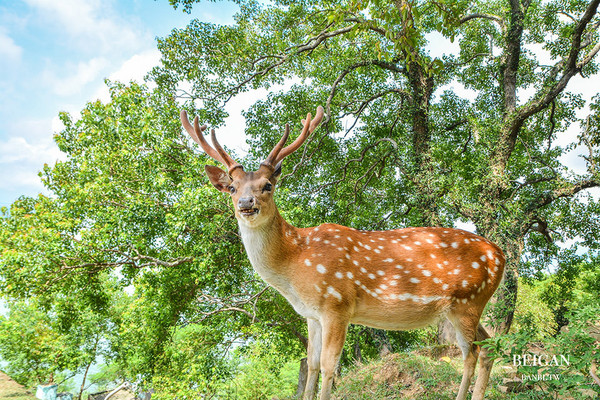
[0,371,35,400]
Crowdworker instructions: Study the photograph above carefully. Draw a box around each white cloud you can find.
[92,49,162,103]
[42,57,109,97]
[0,30,22,62]
[23,0,145,54]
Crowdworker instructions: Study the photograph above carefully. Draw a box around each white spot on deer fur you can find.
[314,284,322,293]
[304,259,312,267]
[462,280,468,287]
[365,256,371,261]
[442,284,449,290]
[440,242,448,247]
[377,270,385,276]
[374,249,381,254]
[391,239,398,244]
[345,254,351,259]
[430,254,437,258]
[355,280,361,286]
[348,237,353,241]
[462,298,467,304]
[327,286,342,301]
[370,239,375,243]
[396,265,403,269]
[422,270,431,276]
[390,280,398,286]
[380,284,388,290]
[443,261,449,265]
[451,242,458,248]
[495,257,500,265]
[368,273,376,279]
[317,264,327,274]
[324,240,330,244]
[335,235,341,239]
[415,241,422,245]
[403,245,412,250]
[426,239,433,244]
[353,260,359,266]
[417,264,424,269]
[453,268,460,274]
[335,272,343,279]
[378,245,384,249]
[471,294,475,299]
[365,245,372,250]
[337,247,343,251]
[433,277,440,283]
[410,277,420,283]
[464,239,470,244]
[347,272,354,279]
[481,281,486,289]
[314,237,321,242]
[383,258,394,263]
[407,258,413,262]
[358,241,364,247]
[472,262,480,269]
[480,255,487,262]
[353,246,360,252]
[360,267,367,273]
[375,288,383,294]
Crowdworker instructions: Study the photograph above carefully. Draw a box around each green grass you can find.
[333,347,510,400]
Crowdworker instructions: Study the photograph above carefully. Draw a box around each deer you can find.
[180,106,505,400]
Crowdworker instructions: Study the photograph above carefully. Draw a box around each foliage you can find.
[2,0,600,396]
[216,340,300,400]
[511,278,557,340]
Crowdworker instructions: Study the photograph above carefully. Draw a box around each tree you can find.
[158,0,600,335]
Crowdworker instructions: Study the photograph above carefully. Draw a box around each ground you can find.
[0,371,36,400]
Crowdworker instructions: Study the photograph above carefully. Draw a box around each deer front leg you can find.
[303,318,322,400]
[318,315,349,400]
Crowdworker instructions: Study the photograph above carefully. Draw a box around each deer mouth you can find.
[239,208,259,217]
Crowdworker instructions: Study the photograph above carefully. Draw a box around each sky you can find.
[0,0,241,208]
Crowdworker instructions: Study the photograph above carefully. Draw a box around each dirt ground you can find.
[0,371,35,400]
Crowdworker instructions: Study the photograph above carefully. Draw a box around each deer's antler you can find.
[262,106,325,169]
[180,110,244,176]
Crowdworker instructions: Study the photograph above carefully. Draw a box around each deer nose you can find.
[238,196,255,210]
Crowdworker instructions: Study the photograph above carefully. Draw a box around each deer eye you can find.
[228,185,236,194]
[263,182,272,192]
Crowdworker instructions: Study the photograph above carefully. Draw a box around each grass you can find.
[0,371,36,400]
[332,345,510,400]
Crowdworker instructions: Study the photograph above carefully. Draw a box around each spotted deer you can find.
[180,106,505,400]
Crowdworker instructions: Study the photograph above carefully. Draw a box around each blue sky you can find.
[0,0,239,207]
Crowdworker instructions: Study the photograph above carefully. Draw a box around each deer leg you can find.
[449,314,480,400]
[303,318,322,400]
[318,315,349,400]
[472,324,493,400]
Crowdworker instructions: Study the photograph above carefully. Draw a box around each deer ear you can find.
[270,161,282,183]
[205,165,232,192]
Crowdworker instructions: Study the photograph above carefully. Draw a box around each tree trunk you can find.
[295,357,308,399]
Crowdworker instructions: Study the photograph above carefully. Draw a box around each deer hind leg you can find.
[472,324,493,400]
[448,313,481,400]
[318,315,349,400]
[303,318,322,400]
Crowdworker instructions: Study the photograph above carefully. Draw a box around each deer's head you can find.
[181,107,324,227]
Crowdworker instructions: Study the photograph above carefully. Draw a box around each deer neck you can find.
[237,210,298,285]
